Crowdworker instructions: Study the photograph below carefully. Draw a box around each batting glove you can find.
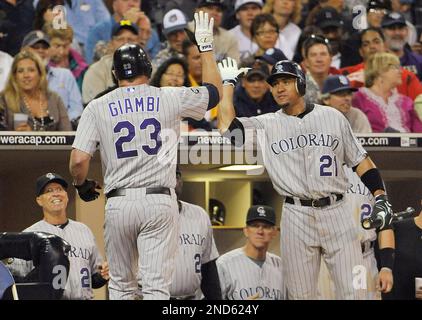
[74,179,101,202]
[218,57,250,86]
[194,11,214,52]
[366,194,393,231]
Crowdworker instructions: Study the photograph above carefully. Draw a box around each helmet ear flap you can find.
[296,77,306,96]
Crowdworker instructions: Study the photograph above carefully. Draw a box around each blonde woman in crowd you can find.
[352,52,422,133]
[0,50,71,131]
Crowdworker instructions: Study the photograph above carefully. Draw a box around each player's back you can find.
[87,84,182,193]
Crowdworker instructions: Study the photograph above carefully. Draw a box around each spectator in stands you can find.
[302,34,337,104]
[262,0,302,60]
[312,7,361,68]
[257,47,287,71]
[45,25,88,93]
[150,57,190,88]
[381,12,422,81]
[321,75,372,133]
[85,0,160,64]
[82,20,139,105]
[390,0,417,45]
[339,27,422,101]
[192,0,240,62]
[352,52,422,133]
[304,0,346,29]
[63,0,110,52]
[233,59,277,117]
[0,50,71,131]
[21,30,83,129]
[250,13,288,60]
[152,9,187,72]
[0,0,34,56]
[365,0,391,28]
[33,0,83,56]
[229,0,263,61]
[0,50,13,92]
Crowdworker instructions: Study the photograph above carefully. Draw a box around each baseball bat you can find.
[362,207,416,230]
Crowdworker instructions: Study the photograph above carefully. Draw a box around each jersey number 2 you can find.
[80,267,90,288]
[320,155,338,176]
[194,254,201,274]
[114,119,162,159]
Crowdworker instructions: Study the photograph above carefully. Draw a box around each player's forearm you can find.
[356,157,386,197]
[69,149,91,185]
[378,229,395,249]
[217,84,236,134]
[201,51,223,101]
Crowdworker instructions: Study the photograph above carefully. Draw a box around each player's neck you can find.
[283,100,306,116]
[43,211,68,225]
[118,76,149,87]
[243,244,267,261]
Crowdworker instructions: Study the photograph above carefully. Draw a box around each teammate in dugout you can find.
[216,205,285,300]
[217,58,395,299]
[7,173,109,300]
[69,11,222,300]
[139,166,221,300]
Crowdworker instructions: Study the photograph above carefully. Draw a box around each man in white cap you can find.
[152,8,188,72]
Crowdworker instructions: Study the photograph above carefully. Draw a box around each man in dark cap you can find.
[233,59,278,117]
[313,7,361,68]
[321,75,371,133]
[216,205,285,300]
[381,11,422,80]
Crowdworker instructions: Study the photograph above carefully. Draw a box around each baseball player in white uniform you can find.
[216,205,285,300]
[69,12,222,300]
[165,167,220,299]
[7,173,109,300]
[217,58,394,299]
[318,166,394,299]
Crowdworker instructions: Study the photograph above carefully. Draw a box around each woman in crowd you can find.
[262,0,302,59]
[352,52,422,133]
[0,50,71,131]
[150,57,190,88]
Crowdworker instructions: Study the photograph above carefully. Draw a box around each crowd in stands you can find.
[1,0,422,133]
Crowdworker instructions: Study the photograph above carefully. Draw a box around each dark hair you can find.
[182,39,196,57]
[303,34,332,58]
[150,56,190,87]
[250,13,279,38]
[358,27,385,48]
[33,0,66,30]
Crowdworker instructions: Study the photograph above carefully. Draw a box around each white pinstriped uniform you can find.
[168,201,219,298]
[73,84,210,300]
[238,105,367,299]
[216,248,285,300]
[344,166,379,299]
[7,219,103,300]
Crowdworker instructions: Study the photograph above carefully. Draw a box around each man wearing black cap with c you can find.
[382,11,422,80]
[321,75,372,133]
[216,205,285,300]
[7,173,109,300]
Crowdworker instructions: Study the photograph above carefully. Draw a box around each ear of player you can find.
[362,194,393,231]
[74,179,101,202]
[194,11,214,53]
[218,57,251,86]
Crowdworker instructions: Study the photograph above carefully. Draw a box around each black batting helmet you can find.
[266,60,306,96]
[112,44,152,80]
